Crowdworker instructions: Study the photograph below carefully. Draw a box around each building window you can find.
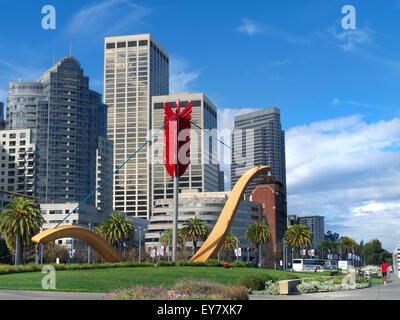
[128,41,137,47]
[117,42,126,48]
[106,43,115,49]
[139,40,148,46]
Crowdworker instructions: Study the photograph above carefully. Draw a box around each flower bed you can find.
[296,276,370,294]
[108,279,249,300]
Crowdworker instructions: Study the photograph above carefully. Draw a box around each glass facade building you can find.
[6,57,110,209]
[104,34,169,219]
[151,93,220,211]
[231,108,286,198]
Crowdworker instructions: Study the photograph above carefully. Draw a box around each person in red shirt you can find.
[381,262,389,286]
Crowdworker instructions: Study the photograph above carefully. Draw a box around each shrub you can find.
[226,284,249,300]
[273,273,299,282]
[322,270,340,277]
[237,275,264,291]
[258,273,273,283]
[155,261,176,267]
[205,259,225,267]
[297,276,371,294]
[230,260,250,268]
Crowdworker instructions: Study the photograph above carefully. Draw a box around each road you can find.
[250,274,400,300]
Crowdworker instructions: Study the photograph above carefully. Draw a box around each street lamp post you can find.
[236,234,239,261]
[167,232,170,263]
[71,238,74,264]
[152,238,155,264]
[88,222,91,264]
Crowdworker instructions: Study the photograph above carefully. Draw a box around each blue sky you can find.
[0,0,399,251]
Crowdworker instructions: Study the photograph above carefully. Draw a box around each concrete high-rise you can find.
[297,215,325,249]
[0,129,35,197]
[231,108,286,198]
[0,102,5,129]
[6,56,112,219]
[104,34,169,219]
[151,92,220,209]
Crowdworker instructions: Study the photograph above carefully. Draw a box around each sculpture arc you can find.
[32,225,125,262]
[190,166,271,262]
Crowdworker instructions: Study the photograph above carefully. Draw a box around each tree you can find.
[245,222,271,268]
[181,218,210,255]
[0,197,44,264]
[159,228,185,257]
[284,224,312,258]
[220,232,238,262]
[363,239,392,265]
[316,240,337,259]
[338,236,358,258]
[43,242,69,264]
[95,211,134,251]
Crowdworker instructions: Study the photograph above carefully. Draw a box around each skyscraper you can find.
[104,34,169,219]
[151,92,220,207]
[297,215,325,249]
[0,102,5,129]
[6,56,110,212]
[231,108,286,198]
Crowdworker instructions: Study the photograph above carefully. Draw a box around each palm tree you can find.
[0,197,44,265]
[159,228,185,256]
[284,224,312,259]
[221,232,237,261]
[95,211,134,252]
[180,218,210,255]
[245,222,271,268]
[338,236,358,258]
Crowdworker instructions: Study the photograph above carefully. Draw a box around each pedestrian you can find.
[224,263,231,269]
[314,265,318,273]
[381,261,389,286]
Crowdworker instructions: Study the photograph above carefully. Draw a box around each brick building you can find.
[251,173,287,269]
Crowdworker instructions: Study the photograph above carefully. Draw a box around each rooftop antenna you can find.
[53,53,55,65]
[69,40,72,57]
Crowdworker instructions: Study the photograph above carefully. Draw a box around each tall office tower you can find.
[6,57,110,213]
[96,136,113,214]
[0,129,36,197]
[231,108,286,199]
[297,215,325,249]
[104,34,169,219]
[151,93,219,208]
[0,102,5,129]
[218,168,225,192]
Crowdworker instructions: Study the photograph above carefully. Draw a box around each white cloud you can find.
[236,17,310,44]
[286,115,400,251]
[66,0,151,36]
[169,57,201,94]
[326,25,374,51]
[236,18,264,37]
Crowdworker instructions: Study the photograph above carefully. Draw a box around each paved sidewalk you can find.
[0,290,106,300]
[250,274,400,300]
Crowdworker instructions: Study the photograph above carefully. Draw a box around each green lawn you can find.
[0,266,320,293]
